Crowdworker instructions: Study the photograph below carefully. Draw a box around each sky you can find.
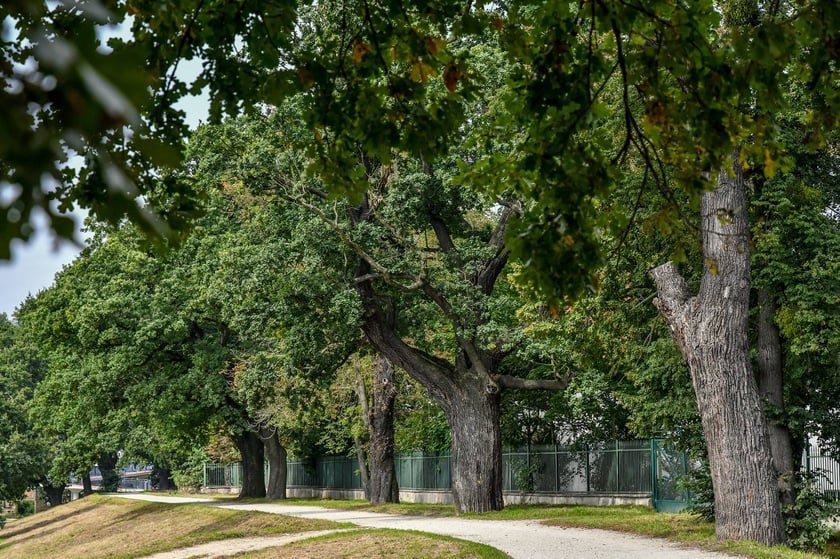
[0,223,84,318]
[0,54,207,319]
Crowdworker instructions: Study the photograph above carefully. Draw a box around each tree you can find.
[650,158,784,544]
[0,1,197,258]
[0,315,50,503]
[186,102,570,512]
[8,0,840,541]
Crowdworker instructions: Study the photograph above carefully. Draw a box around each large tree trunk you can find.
[82,474,92,495]
[441,375,504,513]
[98,452,120,492]
[358,283,505,512]
[650,157,784,545]
[233,429,266,499]
[154,466,175,491]
[42,482,66,507]
[259,426,288,500]
[757,288,796,505]
[368,355,399,504]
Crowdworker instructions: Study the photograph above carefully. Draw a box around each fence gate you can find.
[651,439,690,512]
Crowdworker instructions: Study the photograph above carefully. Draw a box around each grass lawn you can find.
[225,528,508,559]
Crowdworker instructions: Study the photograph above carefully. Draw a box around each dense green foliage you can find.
[2,0,840,547]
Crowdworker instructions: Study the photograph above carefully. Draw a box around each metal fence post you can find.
[615,440,621,492]
[585,444,591,493]
[650,439,657,506]
[203,462,207,489]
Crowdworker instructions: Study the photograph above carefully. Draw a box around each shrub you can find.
[16,500,35,517]
[783,474,833,552]
[681,461,715,522]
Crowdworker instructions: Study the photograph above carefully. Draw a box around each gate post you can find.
[650,439,658,506]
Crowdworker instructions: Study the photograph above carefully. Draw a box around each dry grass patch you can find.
[0,494,338,559]
[227,529,509,559]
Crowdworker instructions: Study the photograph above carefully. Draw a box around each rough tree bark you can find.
[649,156,785,545]
[82,474,92,495]
[353,355,399,503]
[757,288,796,505]
[232,429,266,498]
[259,425,288,500]
[98,452,120,492]
[367,355,400,504]
[154,466,175,491]
[42,482,66,507]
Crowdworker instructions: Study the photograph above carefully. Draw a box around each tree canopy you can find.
[2,0,840,547]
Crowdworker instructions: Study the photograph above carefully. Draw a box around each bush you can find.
[783,474,833,552]
[171,449,207,491]
[681,461,715,522]
[16,500,34,517]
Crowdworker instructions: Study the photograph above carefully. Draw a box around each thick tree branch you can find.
[431,215,458,255]
[494,374,568,391]
[355,262,459,396]
[649,262,693,321]
[474,204,516,295]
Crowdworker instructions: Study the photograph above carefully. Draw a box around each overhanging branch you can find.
[494,374,568,391]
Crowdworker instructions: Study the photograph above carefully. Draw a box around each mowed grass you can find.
[224,528,508,559]
[0,494,338,559]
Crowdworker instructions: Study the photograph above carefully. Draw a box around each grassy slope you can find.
[0,495,506,559]
[0,495,338,559]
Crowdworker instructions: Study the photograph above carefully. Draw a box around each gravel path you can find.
[113,493,734,559]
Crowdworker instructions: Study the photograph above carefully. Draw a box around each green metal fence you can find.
[502,440,652,493]
[204,462,242,488]
[202,440,840,509]
[208,440,657,495]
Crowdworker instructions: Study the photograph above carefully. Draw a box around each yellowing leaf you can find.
[764,149,776,178]
[738,149,750,171]
[353,42,369,64]
[409,61,437,83]
[444,64,461,93]
[426,36,446,54]
[705,258,719,275]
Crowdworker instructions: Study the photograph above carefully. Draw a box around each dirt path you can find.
[114,493,734,559]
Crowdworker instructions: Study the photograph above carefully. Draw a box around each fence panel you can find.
[396,453,451,490]
[806,445,840,502]
[205,440,660,496]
